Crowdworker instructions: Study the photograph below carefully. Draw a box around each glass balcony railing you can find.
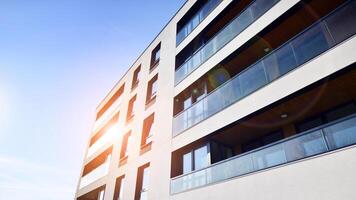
[172,0,356,136]
[171,114,356,194]
[79,158,111,189]
[175,0,280,85]
[176,0,222,46]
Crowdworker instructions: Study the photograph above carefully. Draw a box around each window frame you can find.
[146,75,158,104]
[120,131,131,160]
[135,163,150,200]
[182,143,210,174]
[141,113,155,148]
[132,65,141,90]
[113,175,125,200]
[126,95,137,122]
[150,43,161,70]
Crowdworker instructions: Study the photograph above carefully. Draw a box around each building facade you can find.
[75,0,356,199]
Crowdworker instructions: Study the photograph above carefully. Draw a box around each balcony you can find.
[77,185,106,200]
[172,0,356,136]
[88,113,119,157]
[175,0,280,85]
[176,0,222,46]
[79,156,110,189]
[171,114,356,194]
[87,125,118,158]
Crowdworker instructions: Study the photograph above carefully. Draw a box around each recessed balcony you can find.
[87,125,118,158]
[175,0,280,84]
[170,64,356,194]
[173,0,356,136]
[176,0,222,46]
[80,148,112,189]
[171,114,356,194]
[87,113,119,158]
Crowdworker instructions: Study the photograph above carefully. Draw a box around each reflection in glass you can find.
[239,61,267,96]
[324,117,356,150]
[292,24,332,65]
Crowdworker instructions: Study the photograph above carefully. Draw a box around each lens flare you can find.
[208,67,231,88]
[105,124,121,138]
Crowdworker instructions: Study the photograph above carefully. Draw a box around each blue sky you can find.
[0,0,185,199]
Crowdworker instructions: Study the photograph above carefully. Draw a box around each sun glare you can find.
[105,124,122,139]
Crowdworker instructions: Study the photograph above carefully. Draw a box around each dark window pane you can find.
[263,131,283,145]
[325,103,356,122]
[325,1,356,44]
[297,117,323,133]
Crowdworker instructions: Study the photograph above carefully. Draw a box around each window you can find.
[183,152,192,174]
[126,95,137,121]
[132,65,141,89]
[150,43,161,69]
[176,0,222,45]
[194,145,209,170]
[146,75,158,104]
[174,82,207,115]
[242,131,283,153]
[296,103,356,133]
[141,114,155,148]
[182,144,210,174]
[113,175,125,200]
[120,131,131,160]
[135,163,150,200]
[98,189,105,200]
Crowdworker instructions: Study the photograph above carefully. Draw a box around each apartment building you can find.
[75,0,356,199]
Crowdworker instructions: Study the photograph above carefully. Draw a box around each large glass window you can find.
[126,95,137,121]
[98,189,105,200]
[182,144,210,175]
[113,176,125,200]
[135,163,150,200]
[194,146,209,170]
[183,152,193,174]
[120,131,131,159]
[146,75,158,104]
[141,113,155,148]
[141,167,150,200]
[242,131,283,153]
[132,65,141,89]
[150,43,161,69]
